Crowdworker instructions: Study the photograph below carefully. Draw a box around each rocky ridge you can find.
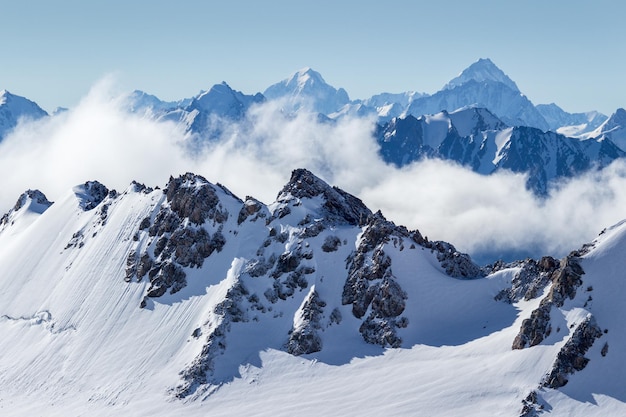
[106,169,484,397]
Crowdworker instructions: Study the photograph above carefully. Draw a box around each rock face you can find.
[124,174,232,307]
[275,168,372,227]
[542,315,603,389]
[495,256,559,303]
[512,255,586,350]
[286,288,326,355]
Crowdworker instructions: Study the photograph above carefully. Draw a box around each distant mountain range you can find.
[1,59,626,196]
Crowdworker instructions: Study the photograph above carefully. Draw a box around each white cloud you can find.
[1,79,626,264]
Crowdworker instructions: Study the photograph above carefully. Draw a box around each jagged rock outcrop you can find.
[286,288,326,355]
[124,174,232,307]
[0,189,52,229]
[495,256,559,303]
[275,168,372,227]
[512,255,586,349]
[175,280,251,398]
[237,196,267,225]
[542,316,603,388]
[519,390,545,417]
[75,181,111,211]
[342,213,410,347]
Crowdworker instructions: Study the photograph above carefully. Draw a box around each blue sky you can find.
[2,0,624,114]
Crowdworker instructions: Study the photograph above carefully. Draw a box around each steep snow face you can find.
[0,90,48,140]
[443,58,520,92]
[448,106,508,137]
[408,79,549,131]
[263,67,350,115]
[588,108,626,149]
[536,103,607,136]
[405,59,549,131]
[0,170,625,416]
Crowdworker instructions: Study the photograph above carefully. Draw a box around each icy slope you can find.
[0,169,625,416]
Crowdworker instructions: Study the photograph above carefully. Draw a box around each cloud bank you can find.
[2,79,626,264]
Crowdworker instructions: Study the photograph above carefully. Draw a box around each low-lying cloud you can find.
[2,79,626,264]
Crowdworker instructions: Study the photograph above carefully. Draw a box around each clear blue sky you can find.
[1,0,624,114]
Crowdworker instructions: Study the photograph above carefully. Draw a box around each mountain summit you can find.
[0,89,48,140]
[443,58,520,92]
[263,67,350,114]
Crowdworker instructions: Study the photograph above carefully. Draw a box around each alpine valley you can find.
[1,60,626,416]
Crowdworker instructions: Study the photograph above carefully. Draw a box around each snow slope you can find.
[0,169,623,416]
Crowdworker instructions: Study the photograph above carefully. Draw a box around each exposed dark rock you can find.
[125,250,138,282]
[149,210,181,237]
[77,181,110,211]
[237,196,266,225]
[139,216,151,230]
[542,316,602,388]
[272,252,302,278]
[175,280,249,398]
[321,235,342,252]
[519,390,545,417]
[512,303,552,350]
[129,180,153,194]
[245,256,275,278]
[144,262,187,299]
[428,240,483,279]
[512,255,586,350]
[359,315,404,348]
[1,189,53,230]
[286,289,326,355]
[341,213,410,347]
[64,231,85,250]
[496,257,559,303]
[601,342,609,357]
[165,173,229,225]
[371,277,407,318]
[275,169,372,226]
[136,252,153,280]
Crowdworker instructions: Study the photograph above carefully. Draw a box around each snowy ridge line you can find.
[0,168,625,415]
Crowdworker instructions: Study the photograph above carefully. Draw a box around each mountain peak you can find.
[443,58,519,92]
[276,168,371,226]
[263,68,350,114]
[290,67,326,87]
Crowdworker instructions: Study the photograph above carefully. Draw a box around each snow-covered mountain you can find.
[263,67,350,115]
[586,108,626,149]
[536,103,607,137]
[443,57,520,92]
[377,108,625,195]
[127,83,264,139]
[406,58,550,130]
[1,169,624,416]
[0,89,48,140]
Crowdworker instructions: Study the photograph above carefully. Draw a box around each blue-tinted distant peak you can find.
[443,58,519,92]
